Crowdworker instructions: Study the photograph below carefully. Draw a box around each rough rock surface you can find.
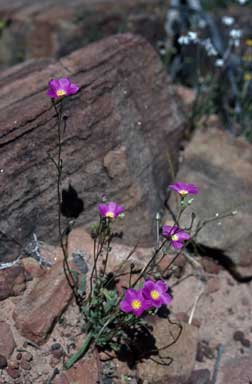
[0,265,26,301]
[0,0,165,70]
[53,355,99,384]
[166,127,252,269]
[0,321,16,359]
[218,354,252,384]
[138,319,198,383]
[13,261,73,344]
[0,33,185,262]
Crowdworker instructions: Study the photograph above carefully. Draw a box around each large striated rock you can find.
[0,33,186,262]
[0,265,26,301]
[166,127,252,269]
[0,0,166,70]
[13,261,73,344]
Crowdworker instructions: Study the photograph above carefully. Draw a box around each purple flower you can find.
[168,182,199,196]
[162,225,190,249]
[47,78,79,99]
[120,288,150,317]
[142,280,172,308]
[98,201,124,219]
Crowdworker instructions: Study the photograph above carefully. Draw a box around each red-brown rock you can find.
[53,354,98,384]
[137,319,198,383]
[0,321,16,359]
[13,262,73,344]
[218,355,252,384]
[0,33,185,263]
[6,366,20,379]
[0,0,165,70]
[166,128,252,269]
[0,265,26,301]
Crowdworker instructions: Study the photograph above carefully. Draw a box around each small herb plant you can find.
[46,77,222,370]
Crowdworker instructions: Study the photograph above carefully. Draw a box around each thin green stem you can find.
[52,100,80,305]
[132,239,168,287]
[64,333,93,369]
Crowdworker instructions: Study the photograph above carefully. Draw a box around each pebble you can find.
[196,340,215,362]
[51,343,64,359]
[16,352,22,360]
[22,351,33,362]
[6,367,20,379]
[188,369,211,384]
[8,359,19,369]
[233,330,244,342]
[20,359,32,370]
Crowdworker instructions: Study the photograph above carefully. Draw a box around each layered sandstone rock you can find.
[0,33,186,262]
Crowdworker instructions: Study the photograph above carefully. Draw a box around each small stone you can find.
[51,343,64,360]
[20,359,32,370]
[6,367,20,379]
[0,354,7,369]
[8,359,19,369]
[188,369,211,384]
[196,341,215,362]
[241,338,250,348]
[50,356,61,368]
[22,351,33,362]
[51,343,62,351]
[52,349,64,360]
[233,330,244,342]
[0,321,16,359]
[16,352,22,360]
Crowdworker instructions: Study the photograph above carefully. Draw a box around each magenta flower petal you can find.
[120,288,150,317]
[162,225,190,250]
[98,201,124,219]
[176,231,190,241]
[98,203,108,217]
[125,288,138,301]
[172,241,184,249]
[119,300,132,313]
[69,83,80,94]
[168,182,199,196]
[58,77,71,88]
[156,280,167,292]
[47,77,79,99]
[142,279,172,308]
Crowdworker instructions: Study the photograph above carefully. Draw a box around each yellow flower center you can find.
[105,211,115,218]
[244,73,252,81]
[150,290,160,300]
[179,189,188,195]
[171,234,179,241]
[246,39,252,47]
[131,300,141,310]
[56,89,67,97]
